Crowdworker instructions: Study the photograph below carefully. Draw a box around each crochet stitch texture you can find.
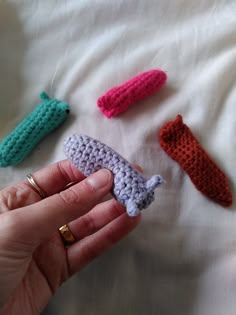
[0,92,69,167]
[97,69,167,118]
[64,134,164,216]
[159,115,233,207]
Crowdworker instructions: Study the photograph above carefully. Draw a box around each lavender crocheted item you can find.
[63,134,163,216]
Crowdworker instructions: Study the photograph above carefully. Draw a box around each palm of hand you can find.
[0,188,67,315]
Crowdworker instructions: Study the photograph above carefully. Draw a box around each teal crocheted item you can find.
[0,92,70,167]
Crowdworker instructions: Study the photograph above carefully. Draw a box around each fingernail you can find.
[86,169,112,190]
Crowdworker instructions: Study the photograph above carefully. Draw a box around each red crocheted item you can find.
[97,69,167,118]
[159,115,233,207]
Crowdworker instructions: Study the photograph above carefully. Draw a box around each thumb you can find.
[1,169,113,247]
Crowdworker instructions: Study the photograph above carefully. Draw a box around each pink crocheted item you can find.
[97,69,167,118]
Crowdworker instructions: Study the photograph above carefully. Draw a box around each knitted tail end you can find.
[40,91,50,101]
[146,175,164,192]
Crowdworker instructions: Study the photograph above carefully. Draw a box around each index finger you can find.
[0,160,85,211]
[24,159,86,197]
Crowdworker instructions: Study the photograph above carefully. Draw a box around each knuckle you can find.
[56,160,70,181]
[57,160,85,183]
[80,213,95,234]
[111,199,126,216]
[0,183,38,211]
[58,187,82,206]
[81,179,96,193]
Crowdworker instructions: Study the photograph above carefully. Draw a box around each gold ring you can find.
[59,224,76,247]
[27,174,46,198]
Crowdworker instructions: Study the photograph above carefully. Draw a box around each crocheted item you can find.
[97,69,167,118]
[64,134,164,216]
[159,115,233,207]
[0,92,70,167]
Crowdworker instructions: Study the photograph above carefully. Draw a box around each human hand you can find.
[0,160,141,315]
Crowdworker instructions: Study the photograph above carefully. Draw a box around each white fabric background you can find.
[0,1,236,314]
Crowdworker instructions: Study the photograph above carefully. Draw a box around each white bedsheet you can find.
[0,1,236,314]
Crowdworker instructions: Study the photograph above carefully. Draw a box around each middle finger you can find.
[68,198,126,241]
